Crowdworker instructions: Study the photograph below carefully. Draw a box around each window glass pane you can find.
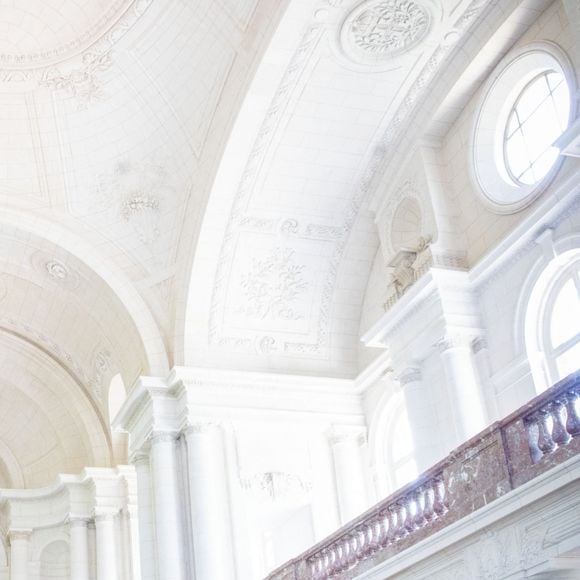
[556,340,580,380]
[505,71,569,185]
[515,75,550,122]
[550,278,580,348]
[505,129,530,180]
[531,147,559,183]
[521,99,560,160]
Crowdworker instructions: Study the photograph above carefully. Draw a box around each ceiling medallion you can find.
[342,0,430,61]
[45,260,69,281]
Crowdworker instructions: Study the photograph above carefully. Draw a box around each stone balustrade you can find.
[266,370,580,580]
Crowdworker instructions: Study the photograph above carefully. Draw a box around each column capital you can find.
[435,330,481,353]
[149,430,179,445]
[327,425,366,447]
[93,510,118,523]
[68,516,91,528]
[130,450,150,466]
[397,366,423,386]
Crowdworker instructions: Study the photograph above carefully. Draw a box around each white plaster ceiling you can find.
[181,0,535,377]
[0,0,549,482]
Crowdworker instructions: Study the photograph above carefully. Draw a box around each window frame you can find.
[471,41,576,214]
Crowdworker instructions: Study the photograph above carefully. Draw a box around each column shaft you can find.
[95,515,117,580]
[134,455,156,580]
[439,337,487,444]
[330,431,368,523]
[69,519,90,580]
[186,423,236,580]
[9,531,30,580]
[150,433,185,580]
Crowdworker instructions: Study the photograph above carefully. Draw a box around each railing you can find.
[266,370,580,580]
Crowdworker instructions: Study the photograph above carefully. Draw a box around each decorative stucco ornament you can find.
[342,0,430,60]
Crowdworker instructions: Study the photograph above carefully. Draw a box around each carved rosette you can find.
[341,0,431,62]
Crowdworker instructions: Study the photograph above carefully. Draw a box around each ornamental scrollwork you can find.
[343,0,430,60]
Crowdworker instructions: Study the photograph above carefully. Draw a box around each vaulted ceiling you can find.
[0,0,548,483]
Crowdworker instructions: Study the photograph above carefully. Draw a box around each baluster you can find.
[422,482,435,521]
[386,506,398,544]
[323,548,334,577]
[412,488,426,529]
[339,537,350,571]
[550,400,571,446]
[377,510,390,548]
[536,410,557,456]
[395,502,409,539]
[366,520,380,556]
[565,390,580,437]
[359,524,370,558]
[403,496,415,534]
[311,554,323,580]
[354,528,366,561]
[347,534,358,567]
[332,542,342,574]
[524,416,543,463]
[432,477,448,516]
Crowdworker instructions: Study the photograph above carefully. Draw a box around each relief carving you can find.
[383,235,432,311]
[239,248,308,321]
[240,471,312,502]
[343,0,430,59]
[41,52,113,109]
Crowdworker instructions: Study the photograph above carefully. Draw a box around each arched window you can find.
[542,261,580,381]
[526,251,580,391]
[504,70,570,185]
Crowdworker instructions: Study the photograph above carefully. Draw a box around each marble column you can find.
[150,431,185,580]
[330,428,368,524]
[398,365,437,473]
[437,333,487,444]
[94,513,117,580]
[9,530,30,580]
[133,453,155,580]
[185,422,236,580]
[310,430,341,539]
[69,518,90,580]
[127,507,142,580]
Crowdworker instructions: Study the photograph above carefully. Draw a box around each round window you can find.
[504,71,570,185]
[472,43,575,214]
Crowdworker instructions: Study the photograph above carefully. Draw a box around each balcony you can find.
[266,371,580,580]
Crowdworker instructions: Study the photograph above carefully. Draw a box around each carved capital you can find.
[436,331,479,353]
[94,511,117,523]
[130,451,150,466]
[69,517,91,529]
[398,366,422,386]
[149,431,178,445]
[327,426,367,447]
[472,336,488,354]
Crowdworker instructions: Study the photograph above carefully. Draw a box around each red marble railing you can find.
[266,370,580,580]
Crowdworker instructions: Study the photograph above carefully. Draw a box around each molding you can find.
[469,167,580,291]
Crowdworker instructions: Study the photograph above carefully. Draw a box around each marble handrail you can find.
[265,370,580,580]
